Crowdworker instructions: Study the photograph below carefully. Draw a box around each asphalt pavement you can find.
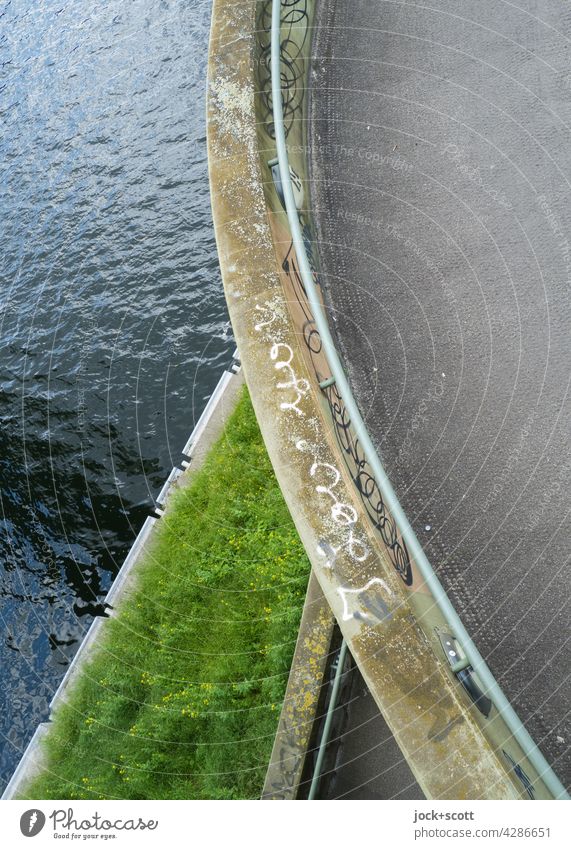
[310,0,571,790]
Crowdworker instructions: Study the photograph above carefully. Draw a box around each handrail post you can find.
[308,640,348,800]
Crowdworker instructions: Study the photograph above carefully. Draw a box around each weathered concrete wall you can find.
[261,571,334,800]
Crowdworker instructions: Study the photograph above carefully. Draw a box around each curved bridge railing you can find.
[254,0,568,800]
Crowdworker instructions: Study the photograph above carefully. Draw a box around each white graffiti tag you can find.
[254,304,309,416]
[309,461,369,563]
[270,342,310,416]
[338,578,394,623]
[254,302,279,332]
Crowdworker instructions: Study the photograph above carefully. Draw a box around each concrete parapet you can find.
[261,571,334,800]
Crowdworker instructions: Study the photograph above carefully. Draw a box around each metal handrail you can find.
[308,639,348,800]
[270,0,569,800]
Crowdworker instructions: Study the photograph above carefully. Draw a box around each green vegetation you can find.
[23,387,310,799]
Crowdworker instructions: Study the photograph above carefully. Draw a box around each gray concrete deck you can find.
[310,0,571,789]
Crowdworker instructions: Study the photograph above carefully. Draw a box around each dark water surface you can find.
[0,0,230,788]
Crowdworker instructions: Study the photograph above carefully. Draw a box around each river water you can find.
[0,0,230,789]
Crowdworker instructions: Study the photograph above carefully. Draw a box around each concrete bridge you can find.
[209,0,570,798]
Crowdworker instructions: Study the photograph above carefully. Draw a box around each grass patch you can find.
[22,386,310,799]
